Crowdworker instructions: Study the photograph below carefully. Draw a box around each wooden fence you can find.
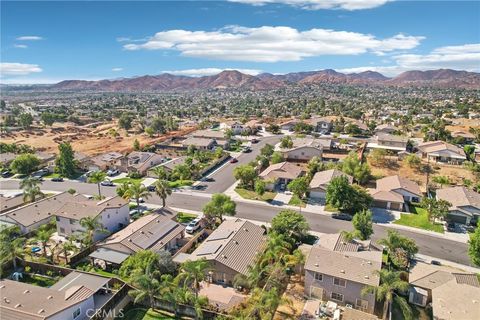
[174,229,212,257]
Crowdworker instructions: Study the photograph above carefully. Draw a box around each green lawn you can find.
[288,195,307,208]
[168,179,193,188]
[75,262,120,279]
[324,203,339,212]
[112,177,144,184]
[20,273,58,287]
[235,188,276,202]
[176,212,198,223]
[44,171,84,179]
[394,204,444,233]
[119,306,175,320]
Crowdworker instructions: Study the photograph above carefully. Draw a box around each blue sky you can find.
[1,0,479,83]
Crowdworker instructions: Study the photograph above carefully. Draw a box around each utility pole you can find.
[425,156,431,197]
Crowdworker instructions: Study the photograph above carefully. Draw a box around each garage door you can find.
[390,202,404,211]
[447,214,467,224]
[310,286,324,300]
[310,191,325,200]
[373,200,388,209]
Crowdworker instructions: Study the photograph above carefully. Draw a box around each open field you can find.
[2,122,196,156]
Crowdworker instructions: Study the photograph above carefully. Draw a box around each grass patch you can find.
[168,179,193,188]
[75,262,120,279]
[288,195,307,207]
[392,299,432,320]
[112,177,143,184]
[176,212,197,223]
[235,187,276,201]
[118,306,175,320]
[43,172,62,179]
[324,203,339,212]
[20,273,58,287]
[394,204,444,233]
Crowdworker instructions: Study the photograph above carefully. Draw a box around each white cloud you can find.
[162,68,263,77]
[229,0,390,10]
[112,67,123,72]
[14,44,28,49]
[123,26,424,62]
[336,43,480,76]
[16,36,43,41]
[0,63,43,76]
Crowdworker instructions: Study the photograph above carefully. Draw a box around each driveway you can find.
[273,192,292,205]
[371,207,401,223]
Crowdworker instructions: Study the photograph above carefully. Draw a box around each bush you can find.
[127,171,143,179]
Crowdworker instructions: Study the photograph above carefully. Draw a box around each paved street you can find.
[0,178,472,266]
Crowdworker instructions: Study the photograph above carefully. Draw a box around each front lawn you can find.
[44,170,84,179]
[118,306,175,320]
[288,195,307,208]
[394,204,444,233]
[235,187,276,201]
[324,203,339,212]
[176,212,198,223]
[168,179,193,188]
[112,177,144,184]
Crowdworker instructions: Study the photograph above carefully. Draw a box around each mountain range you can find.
[51,69,480,91]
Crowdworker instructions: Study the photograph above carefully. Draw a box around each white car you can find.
[186,218,202,234]
[107,169,120,176]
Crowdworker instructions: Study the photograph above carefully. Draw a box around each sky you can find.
[1,0,479,84]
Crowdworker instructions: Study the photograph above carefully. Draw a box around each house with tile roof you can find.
[436,186,480,225]
[276,137,331,162]
[370,175,422,211]
[304,233,382,314]
[187,219,266,286]
[417,140,466,164]
[259,161,304,191]
[309,169,353,200]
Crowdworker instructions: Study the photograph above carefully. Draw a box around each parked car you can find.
[100,180,114,186]
[230,158,238,163]
[331,213,353,221]
[431,260,442,266]
[138,197,145,203]
[51,177,64,182]
[242,147,252,153]
[147,185,156,192]
[186,218,202,234]
[446,222,456,232]
[251,139,259,144]
[107,169,120,176]
[1,170,13,178]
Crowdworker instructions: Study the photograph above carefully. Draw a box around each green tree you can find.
[403,154,422,170]
[271,209,309,243]
[129,269,161,311]
[35,225,54,260]
[431,175,451,189]
[260,144,274,157]
[362,269,412,320]
[124,181,151,210]
[326,176,372,214]
[379,230,418,270]
[55,142,76,178]
[254,179,266,197]
[464,145,475,162]
[150,166,168,180]
[287,176,309,199]
[154,179,172,207]
[18,113,33,129]
[79,216,107,247]
[20,176,44,203]
[468,225,480,266]
[420,198,451,222]
[87,171,106,198]
[0,226,25,270]
[118,112,134,130]
[270,151,284,164]
[116,181,131,198]
[351,209,374,240]
[368,149,388,166]
[280,136,293,149]
[342,151,371,185]
[133,138,140,151]
[307,156,322,178]
[10,153,40,175]
[177,259,211,301]
[41,112,56,126]
[234,164,257,190]
[203,194,236,228]
[172,164,192,180]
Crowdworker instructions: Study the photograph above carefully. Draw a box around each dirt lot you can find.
[446,117,480,132]
[1,121,196,156]
[274,275,306,320]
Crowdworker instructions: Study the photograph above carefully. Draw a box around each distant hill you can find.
[49,68,480,91]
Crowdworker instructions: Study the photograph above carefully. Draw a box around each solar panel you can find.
[207,229,234,242]
[195,242,223,256]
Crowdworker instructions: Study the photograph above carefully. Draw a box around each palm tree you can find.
[20,176,44,203]
[35,227,53,260]
[151,166,168,180]
[362,269,412,320]
[87,171,107,199]
[115,181,131,198]
[129,271,161,311]
[177,259,211,301]
[123,181,151,212]
[79,216,108,247]
[61,240,76,264]
[154,179,171,207]
[0,226,25,270]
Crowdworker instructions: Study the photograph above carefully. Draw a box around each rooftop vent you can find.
[364,275,369,279]
[234,240,238,244]
[47,295,53,300]
[314,263,319,267]
[23,290,30,294]
[222,255,227,259]
[243,228,248,232]
[3,298,10,303]
[128,239,132,242]
[15,303,22,308]
[340,270,345,273]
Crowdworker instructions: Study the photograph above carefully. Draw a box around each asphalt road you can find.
[0,178,471,266]
[199,135,281,193]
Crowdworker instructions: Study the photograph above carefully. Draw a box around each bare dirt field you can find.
[446,117,480,132]
[1,122,196,156]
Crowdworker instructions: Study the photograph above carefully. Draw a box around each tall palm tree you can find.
[20,176,44,203]
[362,269,412,320]
[115,181,131,198]
[177,259,211,301]
[151,166,168,180]
[123,181,151,211]
[35,227,53,260]
[87,171,107,199]
[129,271,161,311]
[61,240,76,264]
[0,226,25,270]
[79,216,108,247]
[154,179,171,207]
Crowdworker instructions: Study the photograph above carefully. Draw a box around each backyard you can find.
[19,273,58,287]
[235,187,277,202]
[118,305,176,320]
[394,204,444,233]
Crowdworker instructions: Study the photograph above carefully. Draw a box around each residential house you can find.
[181,137,217,150]
[118,151,164,175]
[55,195,129,241]
[187,219,266,286]
[191,129,230,149]
[451,130,475,144]
[304,233,382,314]
[370,175,422,211]
[276,137,331,162]
[279,119,299,131]
[309,169,353,200]
[220,120,245,135]
[149,156,198,176]
[417,141,466,164]
[89,209,185,268]
[88,152,124,171]
[0,194,25,213]
[244,119,263,133]
[367,133,408,153]
[308,117,333,134]
[74,152,91,171]
[259,161,304,191]
[0,271,114,320]
[408,261,480,320]
[436,186,480,225]
[375,124,397,135]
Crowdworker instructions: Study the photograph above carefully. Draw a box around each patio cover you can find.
[89,247,130,265]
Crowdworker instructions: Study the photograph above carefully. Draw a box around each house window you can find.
[356,299,369,312]
[333,277,346,287]
[73,308,81,319]
[55,216,60,222]
[314,272,323,281]
[107,214,110,219]
[59,227,65,234]
[331,292,344,302]
[69,219,75,225]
